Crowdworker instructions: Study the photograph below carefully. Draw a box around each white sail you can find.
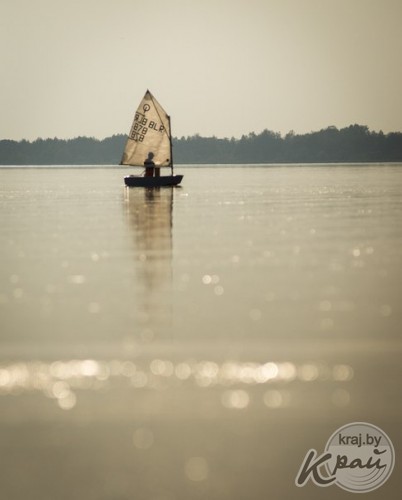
[121,90,172,167]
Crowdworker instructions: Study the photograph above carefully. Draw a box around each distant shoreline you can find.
[1,163,402,168]
[1,125,402,164]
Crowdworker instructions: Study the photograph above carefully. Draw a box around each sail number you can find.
[129,113,165,142]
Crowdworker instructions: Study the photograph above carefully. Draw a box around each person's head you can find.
[147,152,154,160]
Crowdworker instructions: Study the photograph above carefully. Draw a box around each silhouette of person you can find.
[144,152,155,177]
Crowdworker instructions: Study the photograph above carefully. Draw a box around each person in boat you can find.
[144,152,155,177]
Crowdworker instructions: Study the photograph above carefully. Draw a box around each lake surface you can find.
[0,165,401,499]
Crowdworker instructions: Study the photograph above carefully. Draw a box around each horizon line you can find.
[2,124,402,143]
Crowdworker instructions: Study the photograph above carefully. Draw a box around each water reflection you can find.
[0,358,354,413]
[124,187,175,338]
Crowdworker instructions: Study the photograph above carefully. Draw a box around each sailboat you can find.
[121,90,183,187]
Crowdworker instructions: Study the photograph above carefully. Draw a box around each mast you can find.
[168,115,174,176]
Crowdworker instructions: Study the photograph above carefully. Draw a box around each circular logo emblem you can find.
[324,422,394,492]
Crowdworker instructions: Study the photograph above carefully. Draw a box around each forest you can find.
[0,125,401,165]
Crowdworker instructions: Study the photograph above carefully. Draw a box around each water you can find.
[0,165,401,499]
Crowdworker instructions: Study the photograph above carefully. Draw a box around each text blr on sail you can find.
[130,110,165,143]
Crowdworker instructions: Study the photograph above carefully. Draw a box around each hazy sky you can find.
[1,0,401,140]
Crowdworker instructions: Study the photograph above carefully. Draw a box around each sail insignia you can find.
[121,90,172,167]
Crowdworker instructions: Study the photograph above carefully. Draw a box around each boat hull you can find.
[124,175,183,188]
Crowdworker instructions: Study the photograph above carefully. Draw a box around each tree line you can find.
[1,125,401,165]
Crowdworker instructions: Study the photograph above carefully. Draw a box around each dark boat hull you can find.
[124,175,183,188]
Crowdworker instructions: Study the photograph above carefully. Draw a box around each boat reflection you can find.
[124,187,175,339]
